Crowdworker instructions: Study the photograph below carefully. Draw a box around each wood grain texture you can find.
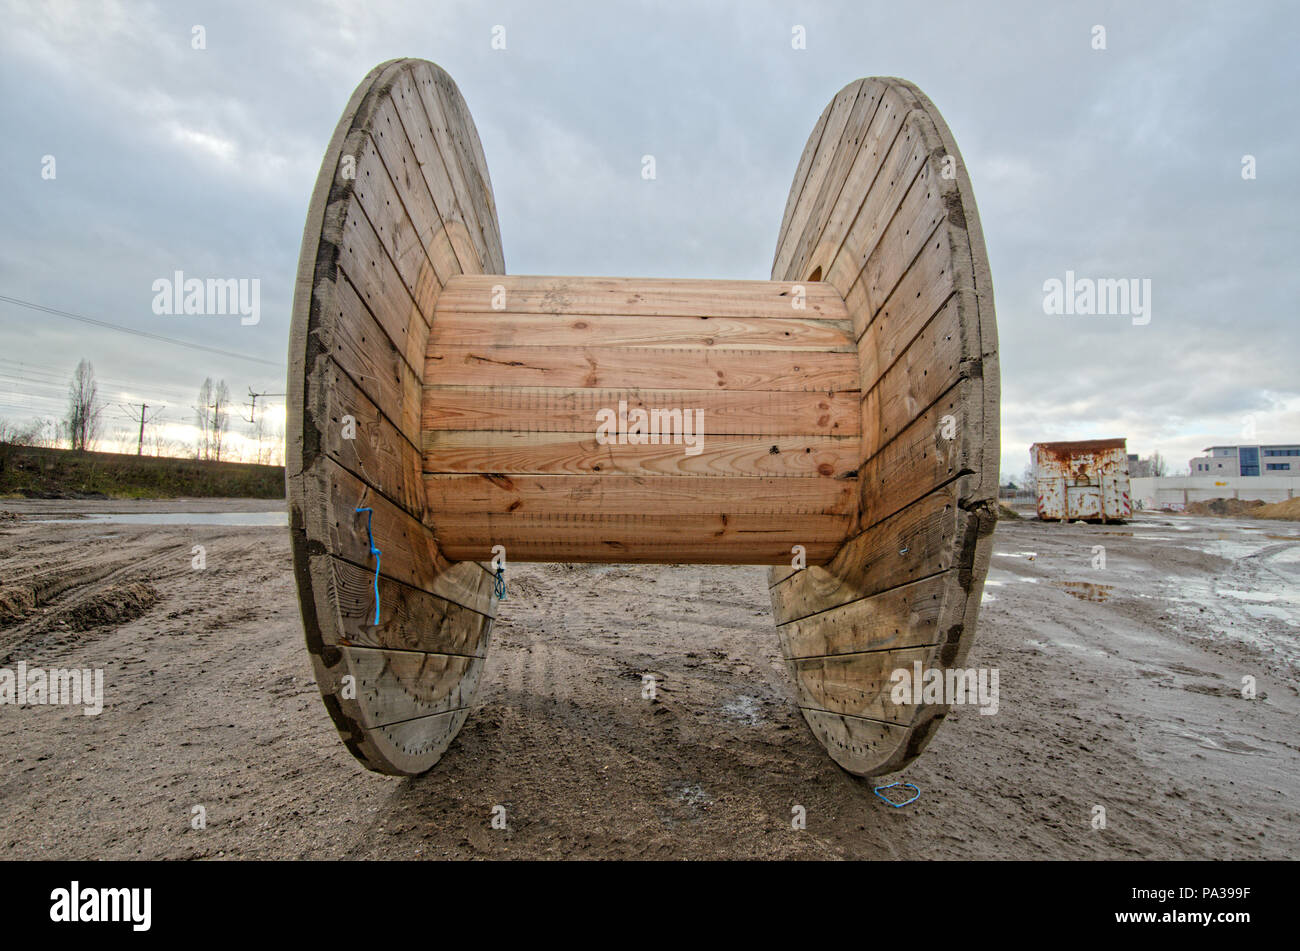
[436,275,845,318]
[423,273,861,565]
[423,388,859,437]
[767,77,999,777]
[288,59,503,776]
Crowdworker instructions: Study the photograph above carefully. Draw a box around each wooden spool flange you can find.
[288,59,999,778]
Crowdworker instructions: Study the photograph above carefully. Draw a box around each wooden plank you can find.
[772,81,865,281]
[303,454,459,595]
[350,133,447,308]
[423,431,859,479]
[388,68,477,275]
[773,98,833,268]
[425,345,857,392]
[418,63,505,272]
[367,94,465,285]
[435,515,844,565]
[797,708,913,772]
[333,188,432,340]
[822,92,926,294]
[768,564,801,588]
[367,708,473,772]
[802,86,913,290]
[847,164,955,340]
[781,81,887,284]
[343,646,484,727]
[424,473,854,517]
[317,274,424,445]
[858,291,971,415]
[328,559,493,653]
[777,571,952,657]
[430,311,856,351]
[853,144,948,327]
[858,377,979,530]
[791,645,931,723]
[423,387,860,436]
[435,275,846,319]
[314,357,426,518]
[769,481,971,622]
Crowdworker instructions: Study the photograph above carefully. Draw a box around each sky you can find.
[1,0,1297,475]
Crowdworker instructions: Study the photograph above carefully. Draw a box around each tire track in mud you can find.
[0,536,190,662]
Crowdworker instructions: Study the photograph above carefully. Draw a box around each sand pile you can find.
[1184,497,1266,517]
[1254,496,1300,520]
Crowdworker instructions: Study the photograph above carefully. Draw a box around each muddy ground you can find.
[1,498,1296,859]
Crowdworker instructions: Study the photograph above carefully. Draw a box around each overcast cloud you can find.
[1,0,1296,475]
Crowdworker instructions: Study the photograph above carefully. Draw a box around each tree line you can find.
[0,358,280,464]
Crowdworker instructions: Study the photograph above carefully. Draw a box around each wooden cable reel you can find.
[287,59,999,778]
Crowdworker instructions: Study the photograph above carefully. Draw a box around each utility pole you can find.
[244,387,285,464]
[120,403,164,456]
[243,387,286,426]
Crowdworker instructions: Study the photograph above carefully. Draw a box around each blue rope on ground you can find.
[873,781,920,808]
[355,506,381,625]
[493,565,506,600]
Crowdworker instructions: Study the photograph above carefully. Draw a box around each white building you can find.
[1188,444,1300,477]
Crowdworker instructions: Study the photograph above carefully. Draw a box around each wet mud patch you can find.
[1057,581,1114,602]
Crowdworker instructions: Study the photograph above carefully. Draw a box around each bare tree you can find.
[64,359,102,451]
[149,427,183,459]
[195,378,213,459]
[11,416,58,447]
[1147,452,1167,477]
[267,418,286,466]
[1020,463,1037,497]
[211,380,231,462]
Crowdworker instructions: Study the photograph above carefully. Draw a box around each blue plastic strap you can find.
[872,782,920,808]
[354,506,381,625]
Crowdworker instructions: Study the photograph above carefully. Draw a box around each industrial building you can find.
[1188,444,1300,477]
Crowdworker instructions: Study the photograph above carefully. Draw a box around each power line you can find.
[0,295,280,367]
[120,402,165,456]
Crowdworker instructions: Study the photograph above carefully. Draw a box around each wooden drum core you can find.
[422,275,861,565]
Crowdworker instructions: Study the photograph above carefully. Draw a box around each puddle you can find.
[670,783,712,807]
[722,694,763,725]
[1057,581,1114,602]
[1169,729,1269,756]
[1219,589,1285,603]
[35,512,287,527]
[1216,588,1299,626]
[1026,637,1105,658]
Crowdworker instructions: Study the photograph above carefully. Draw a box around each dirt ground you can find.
[1,498,1296,860]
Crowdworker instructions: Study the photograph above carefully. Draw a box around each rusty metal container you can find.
[1031,439,1132,522]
